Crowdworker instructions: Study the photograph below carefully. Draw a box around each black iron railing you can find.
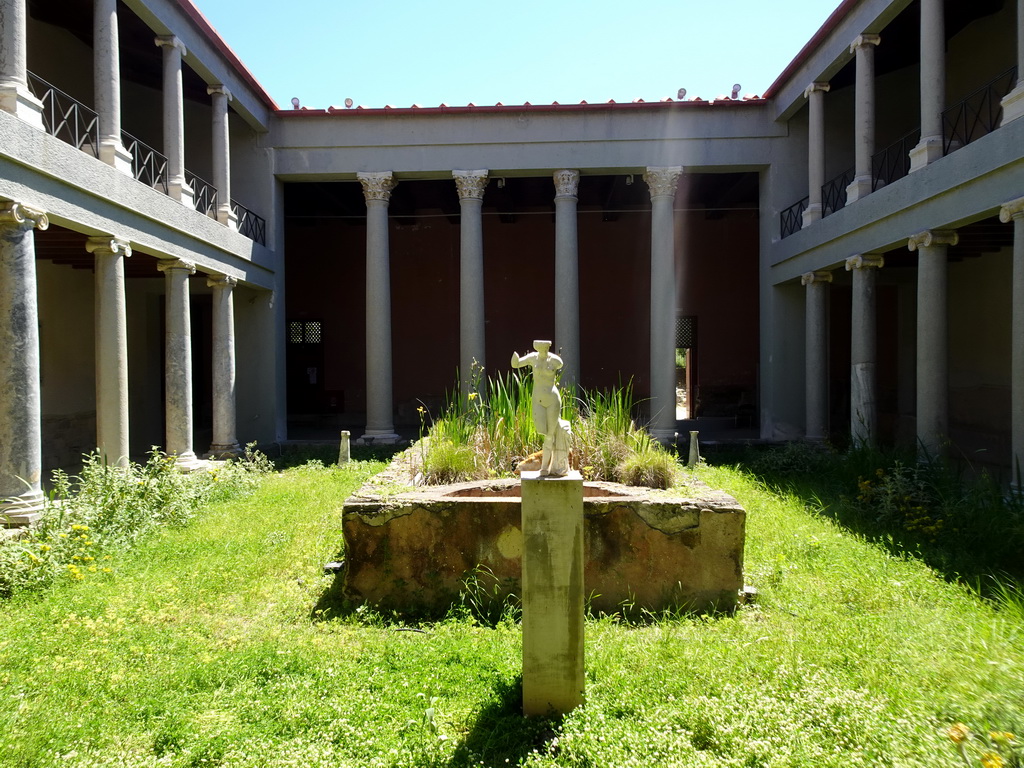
[26,71,99,156]
[943,66,1018,155]
[821,166,855,217]
[780,196,809,239]
[231,199,266,245]
[185,170,219,218]
[871,128,920,190]
[121,131,168,193]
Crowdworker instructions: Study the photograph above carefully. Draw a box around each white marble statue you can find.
[511,340,572,477]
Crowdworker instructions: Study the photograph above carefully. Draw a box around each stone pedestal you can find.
[521,470,584,716]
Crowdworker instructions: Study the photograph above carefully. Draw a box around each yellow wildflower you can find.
[948,723,970,744]
[468,392,478,401]
[981,753,1004,768]
[990,731,1015,745]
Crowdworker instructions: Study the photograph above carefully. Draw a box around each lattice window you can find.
[676,316,696,349]
[288,320,323,344]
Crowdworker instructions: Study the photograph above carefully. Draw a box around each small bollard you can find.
[687,430,700,467]
[338,430,351,464]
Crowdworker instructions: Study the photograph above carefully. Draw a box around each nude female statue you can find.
[511,340,572,477]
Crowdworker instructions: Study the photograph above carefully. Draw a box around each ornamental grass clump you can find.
[0,445,271,598]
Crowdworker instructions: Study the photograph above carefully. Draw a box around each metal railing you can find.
[231,199,266,245]
[185,170,219,218]
[871,128,920,191]
[121,131,168,193]
[821,166,855,217]
[943,66,1018,155]
[780,196,809,239]
[26,71,99,156]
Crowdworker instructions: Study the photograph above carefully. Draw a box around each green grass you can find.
[1,457,1023,767]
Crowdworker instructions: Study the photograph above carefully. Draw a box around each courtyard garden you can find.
[1,411,1023,766]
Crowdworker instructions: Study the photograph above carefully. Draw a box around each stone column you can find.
[801,270,832,441]
[357,171,400,444]
[846,254,884,445]
[207,84,237,229]
[909,0,946,171]
[908,229,958,457]
[553,169,581,389]
[0,0,43,127]
[452,170,488,396]
[86,235,132,467]
[643,166,683,442]
[802,82,830,227]
[157,258,201,468]
[94,0,131,173]
[1001,0,1024,124]
[207,274,240,458]
[846,35,881,204]
[155,36,192,206]
[1000,197,1024,489]
[0,202,47,525]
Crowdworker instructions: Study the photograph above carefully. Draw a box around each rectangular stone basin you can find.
[342,469,745,616]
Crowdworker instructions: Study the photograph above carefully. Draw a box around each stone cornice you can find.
[154,35,187,56]
[643,166,683,199]
[207,274,238,289]
[999,196,1024,222]
[907,229,958,251]
[801,270,833,285]
[850,34,881,53]
[553,169,580,199]
[803,82,831,99]
[452,170,489,201]
[845,254,884,270]
[357,171,397,202]
[0,201,49,231]
[85,235,132,258]
[207,84,233,102]
[157,258,197,274]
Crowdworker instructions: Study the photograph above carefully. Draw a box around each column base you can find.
[1,489,46,528]
[1000,83,1024,126]
[649,428,678,445]
[170,451,209,472]
[801,204,822,228]
[908,136,943,173]
[0,83,44,130]
[168,178,195,208]
[205,442,242,460]
[845,176,873,204]
[355,431,402,446]
[98,138,134,176]
[216,204,238,231]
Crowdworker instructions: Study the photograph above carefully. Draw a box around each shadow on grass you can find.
[265,442,405,470]
[446,676,564,768]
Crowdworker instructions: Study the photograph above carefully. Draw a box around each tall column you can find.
[553,169,581,389]
[207,274,241,458]
[909,0,946,171]
[643,166,683,441]
[155,36,192,206]
[86,235,131,468]
[93,0,131,173]
[452,170,488,396]
[801,82,830,227]
[1000,197,1024,489]
[0,202,47,526]
[846,254,884,445]
[801,271,832,441]
[207,85,237,229]
[357,171,400,444]
[0,0,43,127]
[908,229,958,457]
[1000,0,1024,124]
[846,35,881,204]
[157,258,201,468]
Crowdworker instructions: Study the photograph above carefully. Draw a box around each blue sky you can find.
[193,0,843,110]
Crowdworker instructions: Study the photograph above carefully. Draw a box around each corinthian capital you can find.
[907,229,958,251]
[0,201,49,231]
[801,270,833,286]
[357,171,397,202]
[553,169,580,198]
[86,235,132,258]
[999,196,1024,223]
[845,254,884,271]
[643,166,683,199]
[452,170,489,201]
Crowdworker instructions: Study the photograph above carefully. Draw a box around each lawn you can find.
[1,454,1022,767]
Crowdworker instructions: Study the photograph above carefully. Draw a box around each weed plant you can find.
[0,445,271,598]
[420,373,679,488]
